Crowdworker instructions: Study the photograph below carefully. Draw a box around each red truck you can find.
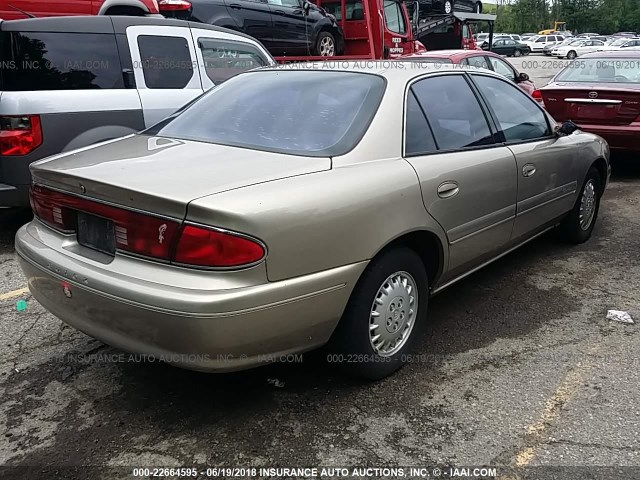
[0,0,160,19]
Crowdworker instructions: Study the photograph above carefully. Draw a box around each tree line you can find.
[483,0,640,35]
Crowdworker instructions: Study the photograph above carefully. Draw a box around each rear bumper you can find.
[578,123,640,152]
[15,221,366,372]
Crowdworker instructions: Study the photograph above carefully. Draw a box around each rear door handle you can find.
[437,181,459,199]
[228,3,242,8]
[522,164,536,177]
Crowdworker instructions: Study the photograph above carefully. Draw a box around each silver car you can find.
[15,63,610,379]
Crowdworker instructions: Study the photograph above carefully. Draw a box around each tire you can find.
[567,50,577,60]
[558,166,602,244]
[474,1,482,13]
[328,247,429,380]
[443,0,453,14]
[514,49,522,57]
[314,31,336,56]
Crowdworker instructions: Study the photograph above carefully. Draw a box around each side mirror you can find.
[517,72,530,82]
[556,120,579,136]
[302,0,310,13]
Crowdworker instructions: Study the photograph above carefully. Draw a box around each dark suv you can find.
[159,0,344,56]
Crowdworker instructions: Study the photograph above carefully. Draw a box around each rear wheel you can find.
[443,0,453,14]
[474,1,482,13]
[567,50,577,59]
[558,167,602,244]
[314,32,336,56]
[328,247,428,380]
[514,48,522,57]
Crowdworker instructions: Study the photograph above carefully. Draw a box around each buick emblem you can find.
[588,92,598,99]
[62,281,72,299]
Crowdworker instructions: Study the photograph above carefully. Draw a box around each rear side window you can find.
[146,71,386,157]
[405,91,437,155]
[0,32,123,91]
[198,38,270,84]
[411,75,495,151]
[137,35,194,89]
[472,75,550,142]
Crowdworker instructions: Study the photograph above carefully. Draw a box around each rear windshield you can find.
[556,58,640,83]
[0,31,123,91]
[145,70,386,157]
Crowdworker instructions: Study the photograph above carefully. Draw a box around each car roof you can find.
[580,50,640,59]
[403,49,509,61]
[0,15,257,41]
[261,60,501,82]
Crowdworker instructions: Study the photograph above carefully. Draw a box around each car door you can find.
[470,73,579,241]
[191,28,273,89]
[402,73,518,281]
[491,39,507,55]
[127,26,204,127]
[223,0,274,50]
[266,0,310,55]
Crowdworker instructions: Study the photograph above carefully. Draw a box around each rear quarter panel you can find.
[186,159,448,283]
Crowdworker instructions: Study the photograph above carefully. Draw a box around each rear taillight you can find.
[30,185,180,260]
[532,89,544,105]
[0,115,43,156]
[158,0,191,11]
[174,225,265,268]
[30,185,266,268]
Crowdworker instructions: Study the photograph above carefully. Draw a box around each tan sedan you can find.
[15,63,610,379]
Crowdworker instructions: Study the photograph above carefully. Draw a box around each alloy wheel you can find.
[579,179,597,231]
[320,36,335,56]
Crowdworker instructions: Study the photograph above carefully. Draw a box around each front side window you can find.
[535,36,547,43]
[137,35,194,89]
[146,71,386,157]
[383,0,406,35]
[0,31,123,91]
[473,74,550,142]
[198,38,270,84]
[466,55,489,69]
[488,57,515,81]
[410,75,494,151]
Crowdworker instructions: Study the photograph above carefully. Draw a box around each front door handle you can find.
[228,3,242,8]
[437,181,459,199]
[522,164,537,177]
[273,9,285,14]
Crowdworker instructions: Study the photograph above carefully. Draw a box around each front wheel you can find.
[514,49,522,57]
[442,0,453,14]
[558,167,602,244]
[314,31,336,56]
[474,1,482,13]
[567,50,577,60]
[328,247,428,380]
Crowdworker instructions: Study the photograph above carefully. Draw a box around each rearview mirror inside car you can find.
[557,120,579,136]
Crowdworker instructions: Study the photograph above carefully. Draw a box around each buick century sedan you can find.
[16,63,610,379]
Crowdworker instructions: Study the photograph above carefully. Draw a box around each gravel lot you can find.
[1,59,639,480]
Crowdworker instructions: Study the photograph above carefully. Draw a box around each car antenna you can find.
[9,4,36,18]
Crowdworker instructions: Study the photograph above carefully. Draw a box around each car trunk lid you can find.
[541,83,640,125]
[30,134,332,220]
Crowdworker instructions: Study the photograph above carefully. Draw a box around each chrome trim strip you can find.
[449,208,516,245]
[517,181,577,216]
[564,98,622,104]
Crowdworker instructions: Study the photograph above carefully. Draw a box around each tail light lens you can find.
[532,89,544,105]
[174,225,265,268]
[29,185,265,268]
[158,0,192,11]
[0,115,43,156]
